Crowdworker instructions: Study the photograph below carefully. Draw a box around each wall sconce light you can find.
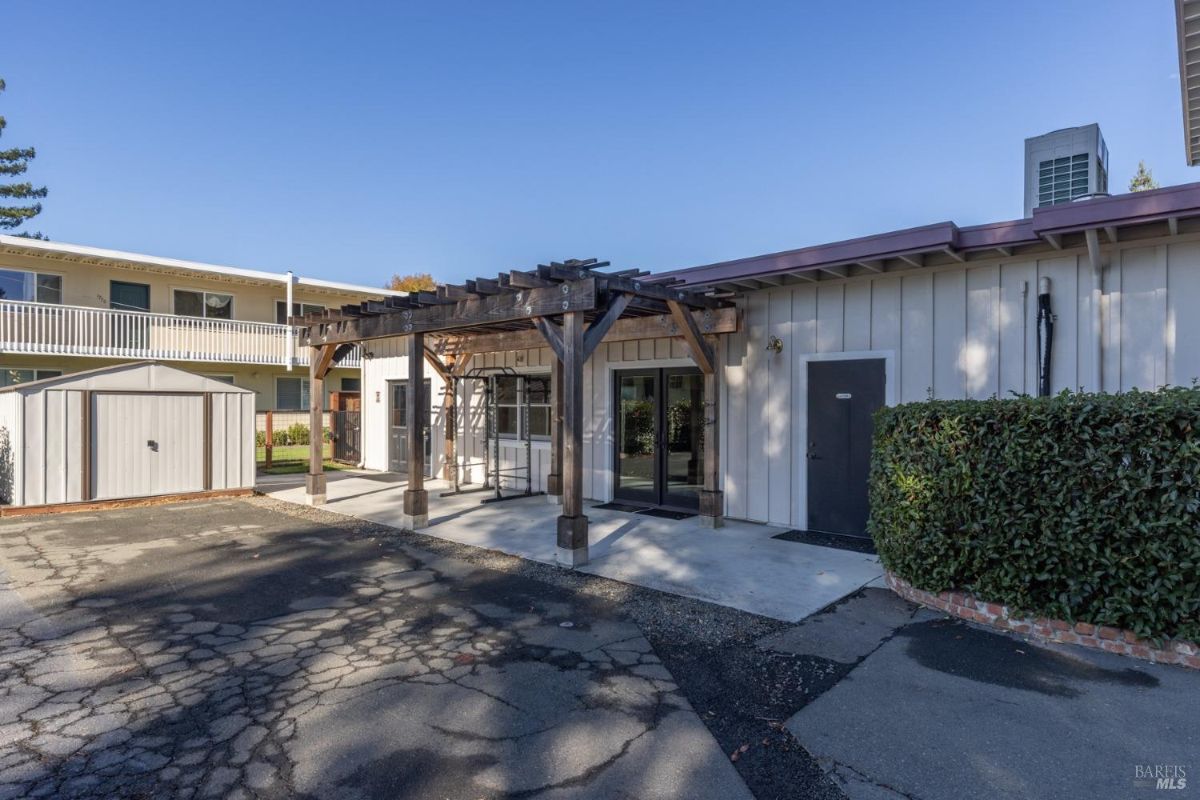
[363,351,375,360]
[766,335,784,355]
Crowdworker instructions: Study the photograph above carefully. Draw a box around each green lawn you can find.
[256,443,332,464]
[259,459,346,475]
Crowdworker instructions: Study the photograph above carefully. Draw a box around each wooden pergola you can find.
[295,259,739,567]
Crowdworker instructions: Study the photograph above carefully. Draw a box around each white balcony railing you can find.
[0,299,360,369]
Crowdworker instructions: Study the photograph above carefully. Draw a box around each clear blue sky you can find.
[1,1,1187,286]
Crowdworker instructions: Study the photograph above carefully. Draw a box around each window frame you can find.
[274,299,326,325]
[0,266,63,304]
[275,376,311,411]
[171,286,236,320]
[493,372,552,442]
[0,367,63,388]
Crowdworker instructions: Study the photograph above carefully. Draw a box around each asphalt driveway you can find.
[0,498,756,800]
[3,497,1196,800]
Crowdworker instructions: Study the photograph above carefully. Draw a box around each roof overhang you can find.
[1178,0,1200,165]
[0,235,406,299]
[657,182,1200,290]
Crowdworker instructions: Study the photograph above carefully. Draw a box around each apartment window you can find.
[0,368,62,387]
[174,289,233,319]
[276,377,310,410]
[0,268,61,304]
[494,374,551,440]
[341,377,361,392]
[275,301,325,325]
[1037,153,1090,208]
[206,374,236,385]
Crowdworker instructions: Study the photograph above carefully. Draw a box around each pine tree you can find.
[0,77,48,238]
[1128,160,1159,193]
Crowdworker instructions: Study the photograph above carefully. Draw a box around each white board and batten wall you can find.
[0,362,255,507]
[359,234,1200,529]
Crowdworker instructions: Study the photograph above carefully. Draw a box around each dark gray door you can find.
[806,359,885,537]
[388,379,431,476]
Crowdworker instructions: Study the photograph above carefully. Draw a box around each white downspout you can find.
[285,270,296,372]
[1084,229,1104,393]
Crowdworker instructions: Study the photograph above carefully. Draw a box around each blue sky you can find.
[1,1,1187,286]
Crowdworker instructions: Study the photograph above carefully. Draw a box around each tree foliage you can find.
[385,272,437,292]
[0,77,47,238]
[1128,160,1159,193]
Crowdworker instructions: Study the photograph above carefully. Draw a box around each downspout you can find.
[1084,228,1104,393]
[284,270,296,372]
[1036,277,1054,397]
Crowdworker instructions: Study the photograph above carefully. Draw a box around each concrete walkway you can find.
[261,472,882,622]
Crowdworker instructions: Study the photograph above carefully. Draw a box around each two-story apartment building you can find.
[0,235,402,410]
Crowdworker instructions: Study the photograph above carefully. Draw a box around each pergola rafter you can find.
[296,258,737,567]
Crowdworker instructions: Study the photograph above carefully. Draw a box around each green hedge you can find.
[869,388,1200,642]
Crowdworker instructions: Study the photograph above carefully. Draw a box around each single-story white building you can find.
[298,181,1200,565]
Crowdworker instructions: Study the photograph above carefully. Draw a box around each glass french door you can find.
[614,368,704,510]
[388,379,432,477]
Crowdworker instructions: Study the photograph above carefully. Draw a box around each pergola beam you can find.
[301,278,600,347]
[582,292,632,361]
[666,299,715,374]
[435,307,740,355]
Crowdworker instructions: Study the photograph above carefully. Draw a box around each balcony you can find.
[0,299,360,369]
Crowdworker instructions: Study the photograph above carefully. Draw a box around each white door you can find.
[91,393,205,500]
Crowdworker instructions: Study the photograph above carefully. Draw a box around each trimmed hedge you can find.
[869,388,1200,642]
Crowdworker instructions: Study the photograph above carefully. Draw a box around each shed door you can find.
[91,394,205,500]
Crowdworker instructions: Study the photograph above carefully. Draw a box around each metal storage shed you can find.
[0,362,255,508]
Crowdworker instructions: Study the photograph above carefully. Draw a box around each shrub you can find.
[255,430,267,449]
[870,388,1200,642]
[285,423,310,446]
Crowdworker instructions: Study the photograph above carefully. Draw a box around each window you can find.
[276,377,310,410]
[1037,153,1090,208]
[494,374,551,440]
[206,374,236,385]
[0,268,61,304]
[341,377,361,392]
[0,368,62,387]
[174,289,233,319]
[275,301,325,325]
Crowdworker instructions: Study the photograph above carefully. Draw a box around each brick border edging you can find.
[884,571,1200,669]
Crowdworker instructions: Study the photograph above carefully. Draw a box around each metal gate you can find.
[332,410,361,464]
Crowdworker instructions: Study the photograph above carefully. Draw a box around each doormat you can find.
[593,502,652,513]
[771,529,877,554]
[636,508,697,521]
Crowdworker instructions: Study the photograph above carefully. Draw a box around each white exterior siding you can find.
[360,234,1199,530]
[0,391,23,505]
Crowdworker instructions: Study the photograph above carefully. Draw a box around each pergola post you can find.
[546,356,564,504]
[556,311,588,566]
[699,335,724,528]
[305,344,334,506]
[441,355,456,482]
[403,333,429,529]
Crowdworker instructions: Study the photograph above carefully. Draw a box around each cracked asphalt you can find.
[0,498,759,800]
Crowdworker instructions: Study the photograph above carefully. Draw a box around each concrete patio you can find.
[260,472,882,622]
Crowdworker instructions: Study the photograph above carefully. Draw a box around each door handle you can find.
[807,441,819,460]
[147,440,158,452]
